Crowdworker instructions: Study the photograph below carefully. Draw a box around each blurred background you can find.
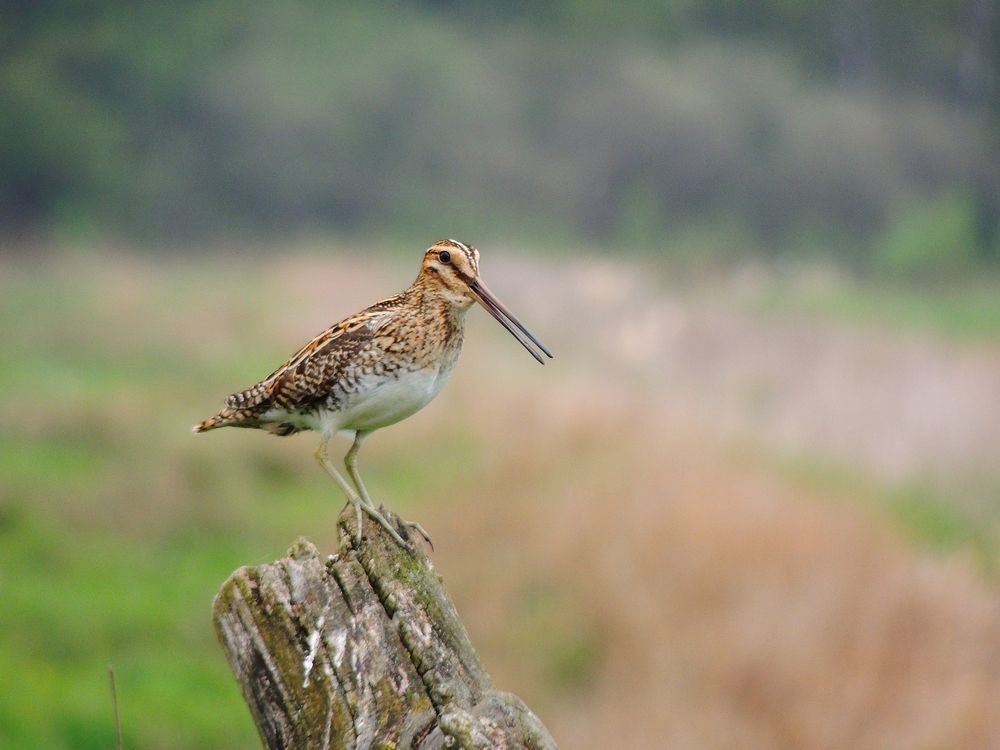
[2,1,1000,747]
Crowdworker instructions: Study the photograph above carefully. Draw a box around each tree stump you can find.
[213,508,558,750]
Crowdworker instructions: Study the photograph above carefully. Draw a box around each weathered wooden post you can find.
[213,508,558,750]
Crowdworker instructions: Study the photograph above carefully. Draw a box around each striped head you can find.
[418,239,553,364]
[419,239,481,305]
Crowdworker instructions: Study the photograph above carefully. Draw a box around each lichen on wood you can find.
[213,508,558,750]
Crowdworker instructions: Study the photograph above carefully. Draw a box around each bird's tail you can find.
[192,411,236,433]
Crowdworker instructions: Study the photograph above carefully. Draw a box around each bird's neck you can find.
[408,275,475,315]
[396,283,468,369]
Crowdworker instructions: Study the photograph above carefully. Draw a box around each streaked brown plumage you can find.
[194,239,552,550]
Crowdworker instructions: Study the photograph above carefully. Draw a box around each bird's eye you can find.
[438,250,451,264]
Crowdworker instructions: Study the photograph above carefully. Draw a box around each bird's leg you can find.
[317,431,413,552]
[317,436,411,550]
[344,431,375,509]
[315,438,365,544]
[345,431,432,550]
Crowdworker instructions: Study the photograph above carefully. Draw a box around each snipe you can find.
[194,240,552,550]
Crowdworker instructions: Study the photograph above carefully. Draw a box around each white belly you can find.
[335,367,446,432]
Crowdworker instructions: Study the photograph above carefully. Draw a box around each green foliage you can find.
[1,1,995,269]
[611,178,667,251]
[753,272,1000,344]
[873,193,982,279]
[0,3,240,235]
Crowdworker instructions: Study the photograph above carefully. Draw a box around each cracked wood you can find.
[213,509,558,750]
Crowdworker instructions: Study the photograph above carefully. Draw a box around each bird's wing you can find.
[223,307,395,412]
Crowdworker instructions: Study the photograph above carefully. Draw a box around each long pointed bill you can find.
[469,279,553,365]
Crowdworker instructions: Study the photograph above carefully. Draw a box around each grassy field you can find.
[2,245,1000,749]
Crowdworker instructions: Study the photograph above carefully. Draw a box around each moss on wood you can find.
[213,507,557,750]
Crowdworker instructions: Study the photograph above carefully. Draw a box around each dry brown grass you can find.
[421,368,1000,749]
[355,254,1000,749]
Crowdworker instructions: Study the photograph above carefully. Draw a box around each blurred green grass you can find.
[0,254,484,749]
[0,515,250,749]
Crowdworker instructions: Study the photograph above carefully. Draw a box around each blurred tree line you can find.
[1,0,997,270]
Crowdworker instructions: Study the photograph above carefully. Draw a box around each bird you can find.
[193,239,552,551]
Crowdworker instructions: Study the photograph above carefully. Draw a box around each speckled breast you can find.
[334,335,463,433]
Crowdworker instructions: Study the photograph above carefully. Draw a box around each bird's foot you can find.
[379,503,434,552]
[358,501,415,553]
